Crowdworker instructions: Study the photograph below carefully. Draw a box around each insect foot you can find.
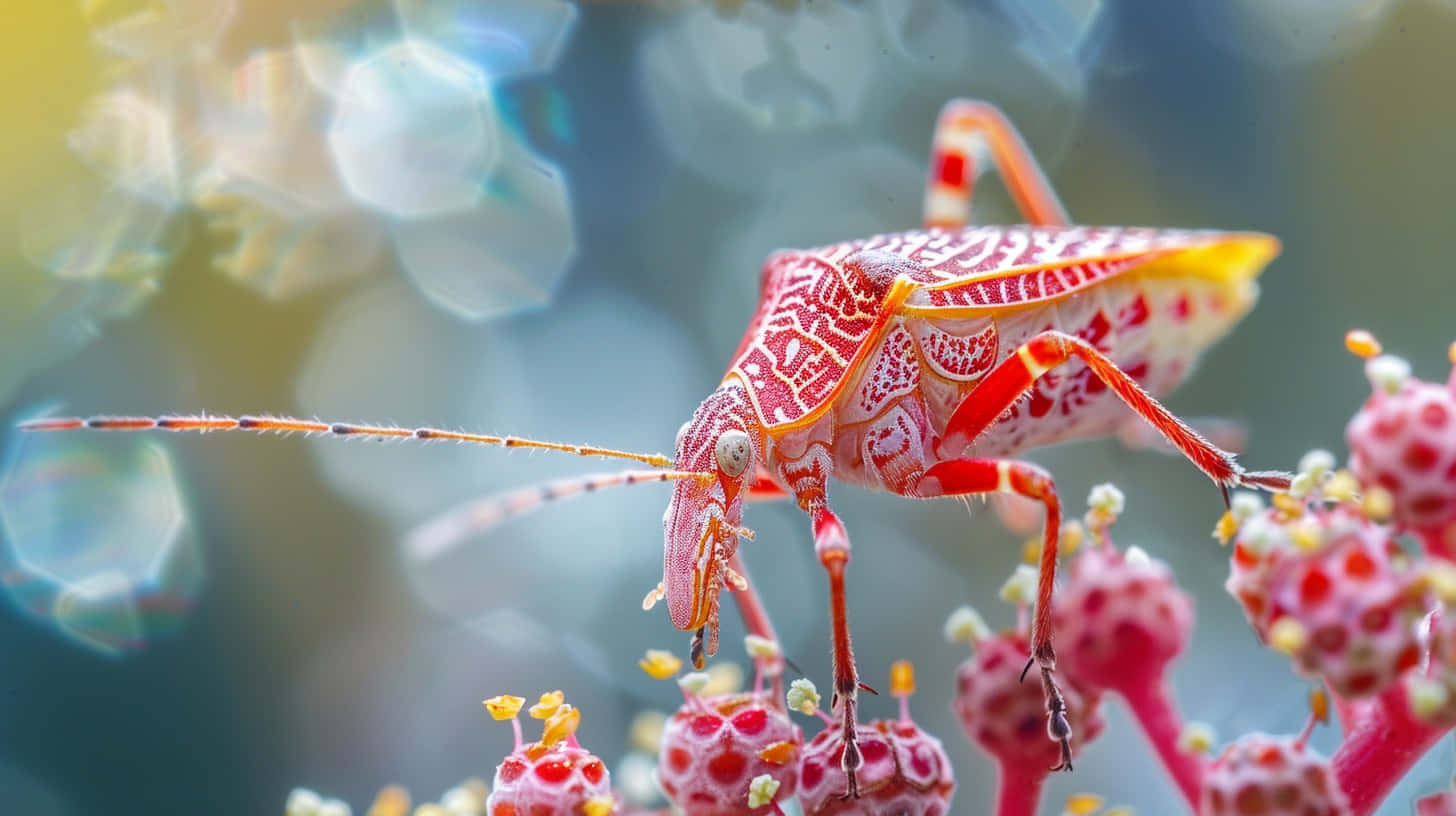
[1050,486,1202,803]
[794,663,956,816]
[945,592,1104,816]
[483,692,615,816]
[1201,731,1351,816]
[648,639,803,816]
[1222,466,1427,701]
[1343,332,1456,545]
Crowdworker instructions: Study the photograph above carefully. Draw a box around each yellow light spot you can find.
[1324,470,1360,504]
[541,704,581,748]
[1345,330,1382,359]
[702,662,744,696]
[629,711,667,754]
[1309,687,1329,724]
[366,786,410,816]
[640,649,683,680]
[1022,537,1041,564]
[483,695,525,721]
[1212,510,1239,546]
[1063,792,1104,815]
[529,690,565,719]
[890,660,915,698]
[1269,617,1308,655]
[758,740,798,765]
[582,795,615,816]
[1362,486,1394,523]
[1178,722,1216,755]
[1059,521,1085,556]
[1288,518,1324,553]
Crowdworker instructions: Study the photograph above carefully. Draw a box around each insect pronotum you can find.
[21,99,1292,797]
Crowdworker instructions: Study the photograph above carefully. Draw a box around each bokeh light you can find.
[394,0,578,79]
[0,429,200,656]
[1202,0,1398,67]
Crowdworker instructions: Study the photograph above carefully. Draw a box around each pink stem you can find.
[728,552,785,702]
[1334,685,1453,815]
[994,761,1046,816]
[1117,675,1203,812]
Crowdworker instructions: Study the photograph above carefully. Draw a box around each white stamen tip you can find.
[286,789,324,816]
[678,672,711,695]
[1123,545,1152,568]
[943,605,990,644]
[999,564,1039,606]
[1366,354,1412,395]
[1230,490,1265,521]
[1178,721,1217,755]
[747,774,781,808]
[1297,449,1336,482]
[1087,483,1126,515]
[744,634,780,660]
[786,678,821,716]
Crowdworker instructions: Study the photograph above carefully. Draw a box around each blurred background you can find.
[1,0,1454,813]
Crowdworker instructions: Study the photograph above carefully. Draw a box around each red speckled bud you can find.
[656,693,801,815]
[952,631,1104,773]
[488,744,612,816]
[1201,734,1350,816]
[1226,502,1426,698]
[796,719,955,816]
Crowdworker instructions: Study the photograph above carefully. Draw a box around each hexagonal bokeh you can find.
[395,0,578,79]
[0,430,201,656]
[329,38,501,220]
[389,130,575,321]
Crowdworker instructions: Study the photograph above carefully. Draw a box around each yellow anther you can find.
[1178,722,1216,755]
[1362,486,1394,523]
[1324,470,1360,504]
[1213,510,1239,546]
[529,690,565,719]
[1269,617,1308,655]
[483,695,526,721]
[1288,471,1316,500]
[890,660,915,698]
[582,795,615,816]
[1345,329,1382,359]
[1449,340,1456,366]
[1272,492,1305,519]
[541,704,580,748]
[1408,676,1452,721]
[747,774,781,809]
[1059,521,1086,556]
[1022,536,1041,564]
[1063,792,1104,815]
[1309,686,1330,724]
[758,740,798,765]
[629,711,667,754]
[366,785,411,816]
[640,649,684,680]
[1000,564,1039,606]
[642,582,665,611]
[412,805,448,816]
[1288,517,1325,553]
[787,678,821,715]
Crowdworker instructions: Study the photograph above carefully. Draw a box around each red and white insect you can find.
[21,100,1291,797]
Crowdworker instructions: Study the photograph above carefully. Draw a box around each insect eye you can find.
[675,421,692,452]
[715,430,751,478]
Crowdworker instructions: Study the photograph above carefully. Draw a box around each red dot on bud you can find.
[706,750,747,784]
[533,759,572,785]
[690,714,723,738]
[580,759,604,785]
[731,708,768,736]
[1343,550,1377,580]
[1298,569,1332,605]
[1421,401,1450,429]
[500,758,527,784]
[1405,442,1440,472]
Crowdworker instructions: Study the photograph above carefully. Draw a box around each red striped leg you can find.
[912,457,1074,771]
[810,503,865,798]
[924,99,1070,229]
[940,331,1290,495]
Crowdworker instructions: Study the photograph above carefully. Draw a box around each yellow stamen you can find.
[1178,722,1216,755]
[1288,517,1324,553]
[1059,521,1086,556]
[1345,329,1382,359]
[582,795,615,816]
[1309,687,1329,724]
[1362,486,1394,522]
[1212,510,1239,546]
[365,785,410,816]
[483,695,525,721]
[529,690,565,719]
[1269,617,1308,655]
[1272,492,1305,518]
[1324,470,1360,504]
[640,649,683,680]
[1423,563,1456,604]
[1063,793,1104,815]
[541,704,580,748]
[890,660,915,698]
[1449,340,1456,366]
[1022,537,1041,565]
[747,775,781,809]
[758,740,798,765]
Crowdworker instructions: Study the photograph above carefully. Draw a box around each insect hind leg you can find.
[923,99,1070,229]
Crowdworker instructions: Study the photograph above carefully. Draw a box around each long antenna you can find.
[404,468,711,562]
[19,414,677,469]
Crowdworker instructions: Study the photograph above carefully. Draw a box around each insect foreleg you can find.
[911,457,1072,771]
[939,331,1291,494]
[924,99,1070,229]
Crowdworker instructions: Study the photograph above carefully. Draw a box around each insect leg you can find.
[806,500,865,799]
[924,99,1070,229]
[911,457,1073,771]
[940,331,1290,493]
